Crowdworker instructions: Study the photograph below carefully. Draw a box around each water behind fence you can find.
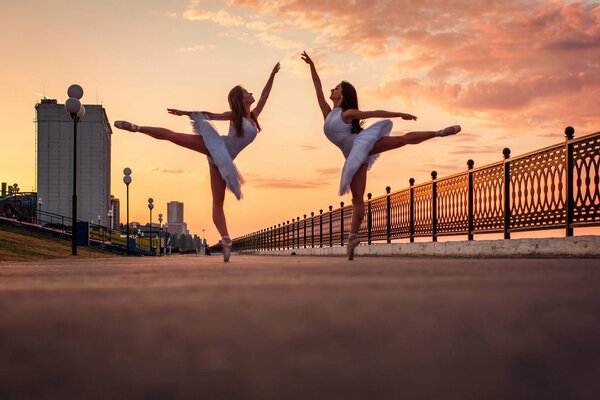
[219,127,600,253]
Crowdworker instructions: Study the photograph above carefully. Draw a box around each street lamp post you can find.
[158,213,163,256]
[148,198,154,254]
[65,84,85,256]
[123,168,132,255]
[107,209,113,241]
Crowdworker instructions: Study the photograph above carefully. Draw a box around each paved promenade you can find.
[1,255,599,399]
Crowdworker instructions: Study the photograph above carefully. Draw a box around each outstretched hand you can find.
[167,108,187,116]
[271,62,281,75]
[301,51,314,66]
[401,113,417,121]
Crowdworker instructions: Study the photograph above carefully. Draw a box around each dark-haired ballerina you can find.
[301,51,460,260]
[114,63,281,262]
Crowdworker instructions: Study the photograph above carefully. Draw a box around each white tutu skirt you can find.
[191,112,244,200]
[339,119,393,195]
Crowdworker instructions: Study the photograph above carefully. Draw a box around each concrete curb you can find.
[240,236,600,258]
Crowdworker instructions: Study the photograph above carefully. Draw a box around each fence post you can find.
[292,218,295,249]
[503,148,511,240]
[386,186,391,243]
[409,178,415,243]
[303,214,307,248]
[432,171,438,242]
[565,126,575,237]
[286,220,290,249]
[319,209,323,247]
[296,216,300,250]
[467,160,475,241]
[311,212,315,248]
[340,202,345,246]
[329,205,333,247]
[367,193,372,245]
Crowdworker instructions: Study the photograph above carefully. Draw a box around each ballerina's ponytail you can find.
[340,81,364,134]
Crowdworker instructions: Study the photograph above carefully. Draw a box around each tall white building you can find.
[36,99,112,225]
[166,201,188,235]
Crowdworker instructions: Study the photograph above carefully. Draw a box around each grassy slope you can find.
[0,225,118,262]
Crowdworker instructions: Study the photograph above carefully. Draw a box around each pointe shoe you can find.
[436,125,461,137]
[114,120,140,132]
[220,239,232,263]
[346,236,361,261]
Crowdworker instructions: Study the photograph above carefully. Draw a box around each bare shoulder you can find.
[341,108,359,123]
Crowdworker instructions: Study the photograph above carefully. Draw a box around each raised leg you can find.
[369,125,461,155]
[114,121,209,155]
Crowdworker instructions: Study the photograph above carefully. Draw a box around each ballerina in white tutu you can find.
[114,62,281,262]
[301,51,460,260]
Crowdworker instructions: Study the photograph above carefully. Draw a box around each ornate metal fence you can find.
[213,127,599,253]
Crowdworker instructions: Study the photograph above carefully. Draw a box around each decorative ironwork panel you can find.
[510,146,566,230]
[321,213,331,245]
[437,174,469,234]
[370,196,388,241]
[358,202,369,241]
[341,205,352,240]
[473,165,504,232]
[389,189,410,238]
[331,209,343,245]
[307,216,316,246]
[413,184,433,236]
[573,136,600,225]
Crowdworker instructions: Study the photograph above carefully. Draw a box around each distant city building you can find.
[110,195,120,230]
[166,201,188,236]
[36,99,112,225]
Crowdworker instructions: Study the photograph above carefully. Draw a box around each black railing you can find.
[209,127,600,254]
[0,205,159,255]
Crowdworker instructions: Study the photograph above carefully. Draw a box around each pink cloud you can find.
[201,0,600,132]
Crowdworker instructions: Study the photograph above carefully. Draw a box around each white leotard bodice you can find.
[223,118,258,159]
[322,107,394,195]
[323,107,354,158]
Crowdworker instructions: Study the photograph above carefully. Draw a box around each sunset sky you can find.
[2,0,599,243]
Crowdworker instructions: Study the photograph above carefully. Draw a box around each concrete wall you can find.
[245,236,600,258]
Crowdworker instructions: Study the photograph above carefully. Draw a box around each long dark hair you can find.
[340,81,364,134]
[228,85,261,137]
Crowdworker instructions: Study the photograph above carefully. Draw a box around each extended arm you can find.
[252,62,281,117]
[301,51,331,119]
[167,108,232,120]
[341,109,417,122]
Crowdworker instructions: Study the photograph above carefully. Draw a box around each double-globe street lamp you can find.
[123,168,132,255]
[148,198,154,254]
[65,84,85,256]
